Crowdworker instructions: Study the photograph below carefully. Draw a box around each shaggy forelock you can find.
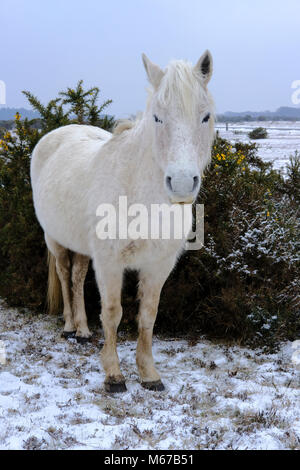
[155,60,211,118]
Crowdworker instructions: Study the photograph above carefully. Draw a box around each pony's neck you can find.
[129,112,160,173]
[133,112,152,151]
[118,111,166,202]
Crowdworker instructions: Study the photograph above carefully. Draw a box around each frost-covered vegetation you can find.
[0,85,299,347]
[164,138,300,346]
[248,127,268,139]
[1,303,300,450]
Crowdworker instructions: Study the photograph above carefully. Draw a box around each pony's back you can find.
[31,124,111,181]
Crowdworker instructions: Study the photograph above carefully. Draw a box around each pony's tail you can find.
[47,250,62,315]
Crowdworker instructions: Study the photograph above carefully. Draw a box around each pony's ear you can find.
[142,53,164,89]
[194,50,213,86]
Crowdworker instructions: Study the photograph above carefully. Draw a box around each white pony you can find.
[31,52,215,393]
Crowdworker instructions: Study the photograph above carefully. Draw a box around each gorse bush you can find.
[156,137,300,346]
[0,89,299,347]
[0,84,114,308]
[248,127,268,139]
[23,80,115,131]
[0,114,46,307]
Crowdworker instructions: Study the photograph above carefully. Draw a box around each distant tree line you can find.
[217,114,300,123]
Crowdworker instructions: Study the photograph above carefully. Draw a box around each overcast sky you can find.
[1,0,300,117]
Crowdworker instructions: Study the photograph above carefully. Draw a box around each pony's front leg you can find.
[137,267,172,392]
[95,264,126,393]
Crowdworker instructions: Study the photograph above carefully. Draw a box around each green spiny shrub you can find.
[0,85,114,308]
[155,137,300,346]
[248,127,268,139]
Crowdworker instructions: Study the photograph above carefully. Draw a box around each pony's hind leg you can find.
[95,263,126,393]
[45,234,75,337]
[71,253,91,343]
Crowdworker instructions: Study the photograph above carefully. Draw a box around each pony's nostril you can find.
[166,176,172,191]
[193,176,200,192]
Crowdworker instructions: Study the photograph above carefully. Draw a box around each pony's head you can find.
[142,52,215,204]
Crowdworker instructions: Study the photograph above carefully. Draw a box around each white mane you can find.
[114,60,215,138]
[113,119,135,135]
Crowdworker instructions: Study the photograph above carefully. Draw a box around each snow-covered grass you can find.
[0,301,299,450]
[215,121,300,172]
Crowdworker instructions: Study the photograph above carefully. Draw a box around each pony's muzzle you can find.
[165,174,200,204]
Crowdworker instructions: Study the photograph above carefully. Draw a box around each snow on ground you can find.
[0,300,299,450]
[215,121,300,173]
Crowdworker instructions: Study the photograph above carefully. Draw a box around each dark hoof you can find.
[61,331,76,339]
[141,380,165,391]
[105,381,127,394]
[75,335,92,344]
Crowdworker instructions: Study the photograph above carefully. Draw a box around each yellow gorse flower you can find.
[0,140,9,151]
[237,155,245,165]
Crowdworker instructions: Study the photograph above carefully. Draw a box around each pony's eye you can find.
[153,114,163,124]
[202,113,210,123]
